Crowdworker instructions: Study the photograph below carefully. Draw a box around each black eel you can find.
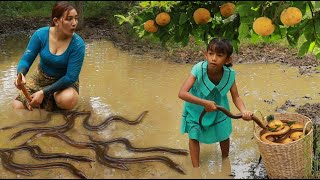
[83,111,148,131]
[0,151,33,176]
[1,144,94,162]
[24,131,186,174]
[24,131,128,171]
[0,151,87,179]
[87,135,188,155]
[199,105,267,130]
[10,111,91,140]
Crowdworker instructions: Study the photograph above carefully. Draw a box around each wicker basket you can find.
[254,113,313,179]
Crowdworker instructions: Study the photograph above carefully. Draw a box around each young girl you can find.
[178,37,253,168]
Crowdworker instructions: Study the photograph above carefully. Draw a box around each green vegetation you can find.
[0,1,55,18]
[115,1,320,60]
[1,1,319,61]
[0,1,132,19]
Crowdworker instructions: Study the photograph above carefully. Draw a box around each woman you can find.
[13,1,85,111]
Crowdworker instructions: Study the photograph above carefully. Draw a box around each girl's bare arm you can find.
[178,74,217,111]
[230,80,252,119]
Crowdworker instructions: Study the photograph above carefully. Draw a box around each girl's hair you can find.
[50,1,77,27]
[207,37,233,67]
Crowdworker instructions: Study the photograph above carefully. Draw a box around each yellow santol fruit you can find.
[252,17,275,36]
[268,119,284,131]
[193,8,211,25]
[290,131,303,141]
[290,123,304,129]
[279,137,293,144]
[280,7,302,26]
[144,20,158,33]
[156,12,171,26]
[220,2,235,18]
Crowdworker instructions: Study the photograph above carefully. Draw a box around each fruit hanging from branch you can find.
[252,17,275,36]
[156,12,171,26]
[193,8,211,25]
[144,19,158,33]
[220,2,235,18]
[280,7,303,26]
[115,1,320,60]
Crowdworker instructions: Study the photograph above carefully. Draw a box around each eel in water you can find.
[199,105,267,130]
[24,131,128,171]
[0,110,85,131]
[0,113,55,131]
[1,144,94,162]
[9,109,147,139]
[87,135,188,155]
[10,111,91,140]
[83,111,148,131]
[0,151,87,179]
[0,151,32,176]
[24,131,186,174]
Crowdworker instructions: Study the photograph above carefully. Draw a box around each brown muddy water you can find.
[0,34,319,179]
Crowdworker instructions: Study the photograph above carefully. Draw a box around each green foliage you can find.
[0,1,55,18]
[266,114,274,122]
[115,1,320,60]
[83,1,134,18]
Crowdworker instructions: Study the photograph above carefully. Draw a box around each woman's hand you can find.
[29,90,44,107]
[204,100,217,112]
[241,110,253,121]
[14,73,26,90]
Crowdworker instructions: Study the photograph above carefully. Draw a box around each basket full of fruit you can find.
[253,113,313,179]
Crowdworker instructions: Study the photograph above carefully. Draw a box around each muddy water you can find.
[0,34,319,179]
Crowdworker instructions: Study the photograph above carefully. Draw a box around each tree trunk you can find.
[74,1,84,30]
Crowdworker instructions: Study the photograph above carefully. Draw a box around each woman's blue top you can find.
[17,26,85,96]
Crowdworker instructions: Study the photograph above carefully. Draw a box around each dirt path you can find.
[1,17,319,122]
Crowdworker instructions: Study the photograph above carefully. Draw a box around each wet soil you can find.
[1,17,319,123]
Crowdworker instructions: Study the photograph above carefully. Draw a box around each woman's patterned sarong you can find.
[15,65,79,112]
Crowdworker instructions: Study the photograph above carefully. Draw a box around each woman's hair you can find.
[50,1,77,26]
[207,37,233,67]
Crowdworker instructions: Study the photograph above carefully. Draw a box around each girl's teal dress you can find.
[180,60,236,144]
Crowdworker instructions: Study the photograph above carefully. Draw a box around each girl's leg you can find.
[12,100,26,109]
[219,138,230,157]
[189,138,200,167]
[54,87,79,110]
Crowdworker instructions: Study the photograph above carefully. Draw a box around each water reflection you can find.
[0,33,319,178]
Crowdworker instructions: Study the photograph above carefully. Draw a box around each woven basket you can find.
[254,113,313,179]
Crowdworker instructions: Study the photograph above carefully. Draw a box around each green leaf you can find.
[315,1,320,9]
[250,31,261,44]
[298,41,311,56]
[139,1,150,9]
[315,18,320,35]
[292,1,306,15]
[237,4,253,17]
[114,14,131,25]
[179,12,188,25]
[303,20,314,41]
[286,19,308,34]
[150,1,160,7]
[181,35,189,47]
[316,52,320,59]
[266,115,274,121]
[232,39,240,54]
[309,41,315,52]
[270,33,282,41]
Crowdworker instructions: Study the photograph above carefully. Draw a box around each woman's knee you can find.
[54,88,78,110]
[12,100,26,109]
